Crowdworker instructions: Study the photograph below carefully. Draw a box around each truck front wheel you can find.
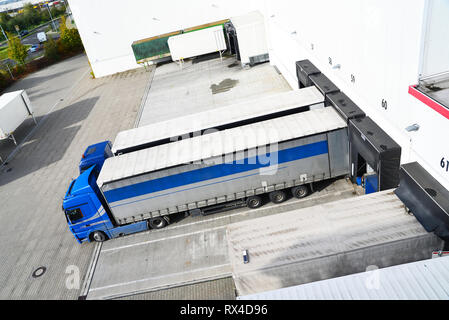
[148,217,167,229]
[90,231,107,242]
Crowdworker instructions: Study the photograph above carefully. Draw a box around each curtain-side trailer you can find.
[77,87,324,174]
[63,107,348,243]
[111,87,323,155]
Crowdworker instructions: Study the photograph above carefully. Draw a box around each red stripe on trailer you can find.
[408,85,449,120]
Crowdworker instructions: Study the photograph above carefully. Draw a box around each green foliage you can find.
[44,36,59,61]
[23,3,41,26]
[0,69,10,88]
[59,17,82,53]
[0,5,66,35]
[7,32,28,65]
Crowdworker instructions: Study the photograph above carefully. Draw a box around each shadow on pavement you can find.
[5,67,80,92]
[0,97,99,186]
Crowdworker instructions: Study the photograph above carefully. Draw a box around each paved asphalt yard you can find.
[0,54,89,161]
[0,55,152,299]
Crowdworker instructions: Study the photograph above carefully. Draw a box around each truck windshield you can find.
[65,208,83,224]
[85,146,97,156]
[79,165,91,174]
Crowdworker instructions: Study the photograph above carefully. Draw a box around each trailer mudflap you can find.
[394,162,449,241]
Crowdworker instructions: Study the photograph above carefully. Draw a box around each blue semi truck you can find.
[63,107,349,243]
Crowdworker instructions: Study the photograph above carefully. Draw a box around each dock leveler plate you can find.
[395,162,449,242]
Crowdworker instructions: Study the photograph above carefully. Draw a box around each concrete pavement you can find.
[138,56,292,126]
[0,60,152,299]
[0,54,89,162]
[86,178,358,300]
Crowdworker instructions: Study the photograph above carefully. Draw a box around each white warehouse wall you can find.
[67,0,259,78]
[261,0,449,190]
[69,0,449,190]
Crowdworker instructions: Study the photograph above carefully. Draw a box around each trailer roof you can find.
[0,90,24,110]
[98,107,346,187]
[111,87,323,154]
[227,190,439,297]
[238,256,449,300]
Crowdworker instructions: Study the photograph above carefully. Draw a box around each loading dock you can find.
[227,190,442,297]
[395,162,449,242]
[348,117,401,191]
[296,60,321,88]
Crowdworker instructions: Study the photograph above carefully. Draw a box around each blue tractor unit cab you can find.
[79,141,113,174]
[63,166,148,243]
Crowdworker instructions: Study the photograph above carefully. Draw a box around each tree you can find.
[44,35,59,61]
[7,32,28,65]
[59,16,82,53]
[23,3,40,26]
[0,12,11,25]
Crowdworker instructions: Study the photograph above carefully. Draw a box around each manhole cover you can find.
[32,266,46,278]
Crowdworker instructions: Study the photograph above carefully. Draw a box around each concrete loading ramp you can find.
[84,178,356,299]
[87,226,231,300]
[227,190,443,297]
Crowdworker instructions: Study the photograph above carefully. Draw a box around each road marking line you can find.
[79,241,102,299]
[89,263,231,292]
[102,225,227,253]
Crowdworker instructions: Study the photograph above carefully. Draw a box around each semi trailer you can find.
[0,90,36,146]
[77,87,323,173]
[63,107,349,243]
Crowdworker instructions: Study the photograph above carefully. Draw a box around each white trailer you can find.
[230,11,269,66]
[37,32,47,43]
[0,90,36,146]
[226,190,443,297]
[98,107,348,225]
[112,87,324,155]
[168,25,227,66]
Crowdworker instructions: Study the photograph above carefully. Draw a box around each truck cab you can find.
[63,165,149,243]
[63,166,115,243]
[79,140,112,174]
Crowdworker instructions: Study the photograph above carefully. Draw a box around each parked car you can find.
[19,30,29,37]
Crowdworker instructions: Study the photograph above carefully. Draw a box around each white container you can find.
[168,25,226,61]
[230,11,269,66]
[37,32,47,43]
[0,90,35,142]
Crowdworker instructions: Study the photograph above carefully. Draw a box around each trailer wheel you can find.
[90,231,107,242]
[292,185,309,199]
[269,190,287,204]
[148,217,167,229]
[246,195,263,209]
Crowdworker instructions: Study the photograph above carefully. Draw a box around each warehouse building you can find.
[68,0,449,195]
